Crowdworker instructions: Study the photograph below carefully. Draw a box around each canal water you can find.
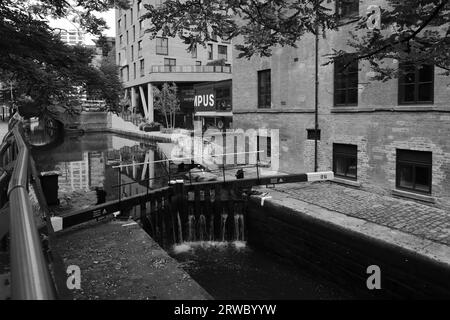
[32,129,356,299]
[31,130,170,209]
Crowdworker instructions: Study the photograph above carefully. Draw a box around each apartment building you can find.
[58,29,86,46]
[116,0,232,129]
[232,0,450,210]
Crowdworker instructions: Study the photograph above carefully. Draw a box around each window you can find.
[120,67,124,80]
[133,62,136,79]
[256,136,271,161]
[133,26,136,42]
[399,64,434,105]
[119,35,123,46]
[156,37,168,55]
[258,69,271,109]
[118,52,121,64]
[196,61,202,66]
[138,40,142,57]
[124,14,127,27]
[140,59,145,77]
[138,0,142,12]
[164,58,176,71]
[307,129,321,140]
[126,66,129,81]
[131,45,134,61]
[333,144,357,180]
[336,0,359,19]
[126,30,129,44]
[118,19,121,31]
[139,20,143,36]
[191,45,197,58]
[130,8,133,24]
[334,55,358,106]
[396,150,432,194]
[218,45,228,61]
[207,44,213,60]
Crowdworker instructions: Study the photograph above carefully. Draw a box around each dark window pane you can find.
[258,70,271,108]
[399,63,434,104]
[418,83,433,102]
[402,84,416,102]
[397,149,432,164]
[415,166,430,192]
[333,144,357,180]
[335,75,346,89]
[347,157,357,178]
[399,165,414,189]
[419,65,433,82]
[347,89,358,104]
[404,72,415,84]
[334,54,358,106]
[335,90,347,105]
[348,73,358,88]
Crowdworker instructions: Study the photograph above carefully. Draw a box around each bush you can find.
[140,122,161,132]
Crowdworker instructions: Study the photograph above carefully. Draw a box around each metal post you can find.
[118,168,121,202]
[256,160,260,184]
[222,165,226,182]
[314,1,319,173]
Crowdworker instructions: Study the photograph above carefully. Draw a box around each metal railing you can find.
[150,65,232,73]
[1,123,56,299]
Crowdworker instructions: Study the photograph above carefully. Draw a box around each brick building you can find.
[115,0,232,129]
[232,0,450,210]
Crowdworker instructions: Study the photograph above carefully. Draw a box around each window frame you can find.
[396,149,432,195]
[164,58,176,71]
[218,45,228,61]
[207,44,213,60]
[257,69,271,109]
[398,63,434,105]
[140,59,145,77]
[336,0,359,19]
[334,55,358,107]
[156,37,169,55]
[138,40,143,57]
[333,143,358,181]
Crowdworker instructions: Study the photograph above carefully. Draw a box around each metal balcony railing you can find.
[150,65,232,73]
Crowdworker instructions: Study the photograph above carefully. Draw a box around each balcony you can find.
[151,65,231,73]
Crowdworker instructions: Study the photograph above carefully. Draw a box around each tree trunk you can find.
[163,111,169,129]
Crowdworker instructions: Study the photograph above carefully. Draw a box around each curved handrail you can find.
[7,125,56,300]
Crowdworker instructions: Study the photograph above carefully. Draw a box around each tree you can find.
[0,0,128,116]
[153,83,180,129]
[142,0,450,79]
[86,52,124,113]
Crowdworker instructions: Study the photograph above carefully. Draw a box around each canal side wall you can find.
[246,195,450,299]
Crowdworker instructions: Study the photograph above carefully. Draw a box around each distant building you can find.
[57,29,86,46]
[115,0,232,129]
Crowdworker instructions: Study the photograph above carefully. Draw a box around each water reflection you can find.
[32,131,167,206]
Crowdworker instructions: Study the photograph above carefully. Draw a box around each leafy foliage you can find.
[153,83,181,129]
[0,0,127,116]
[143,0,450,79]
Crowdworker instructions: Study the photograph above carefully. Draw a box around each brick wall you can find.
[232,0,450,211]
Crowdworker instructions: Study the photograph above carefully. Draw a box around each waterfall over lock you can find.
[141,190,248,252]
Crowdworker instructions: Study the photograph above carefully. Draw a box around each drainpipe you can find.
[314,10,320,173]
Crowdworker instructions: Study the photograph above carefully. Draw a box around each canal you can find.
[32,129,357,300]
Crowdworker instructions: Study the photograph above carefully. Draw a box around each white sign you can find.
[194,94,215,108]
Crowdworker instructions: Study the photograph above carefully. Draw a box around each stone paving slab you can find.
[55,218,212,300]
[257,181,450,246]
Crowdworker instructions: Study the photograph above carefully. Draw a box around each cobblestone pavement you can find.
[261,182,450,246]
